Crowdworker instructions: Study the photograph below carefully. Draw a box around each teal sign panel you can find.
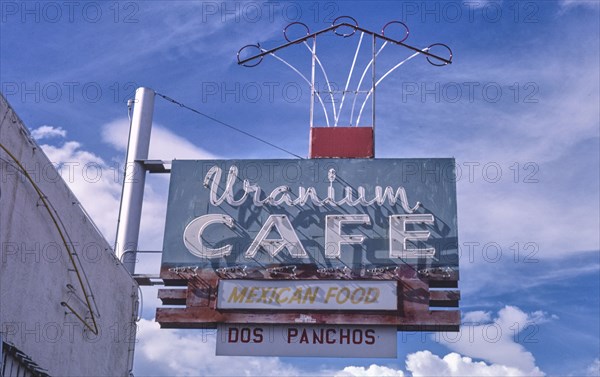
[161,159,458,271]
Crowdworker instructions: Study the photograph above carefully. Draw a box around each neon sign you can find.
[161,159,457,272]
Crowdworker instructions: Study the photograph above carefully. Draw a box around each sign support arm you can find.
[115,87,155,274]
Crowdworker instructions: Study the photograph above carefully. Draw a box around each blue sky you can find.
[1,0,599,376]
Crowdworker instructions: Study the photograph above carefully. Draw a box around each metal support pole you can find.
[115,87,155,274]
[371,34,376,156]
[309,36,316,129]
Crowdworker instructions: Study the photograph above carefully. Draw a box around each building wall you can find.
[0,94,139,376]
[2,339,51,376]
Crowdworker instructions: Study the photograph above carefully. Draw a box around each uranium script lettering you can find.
[182,165,436,260]
[203,166,421,212]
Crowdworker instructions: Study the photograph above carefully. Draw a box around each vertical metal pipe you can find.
[308,36,317,158]
[371,33,376,156]
[115,87,155,274]
[310,36,316,129]
[0,331,4,373]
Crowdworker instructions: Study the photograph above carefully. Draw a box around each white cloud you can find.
[31,125,67,140]
[335,364,405,377]
[334,349,544,377]
[101,118,219,160]
[466,0,499,9]
[560,0,600,10]
[447,53,598,168]
[457,184,600,258]
[332,305,551,377]
[39,136,168,259]
[134,319,300,376]
[436,306,548,375]
[462,310,492,323]
[451,57,600,257]
[33,3,284,88]
[133,327,551,377]
[459,254,600,299]
[586,358,600,376]
[40,140,123,240]
[406,351,539,377]
[39,117,217,261]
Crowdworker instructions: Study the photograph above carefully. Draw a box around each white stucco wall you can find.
[0,94,139,376]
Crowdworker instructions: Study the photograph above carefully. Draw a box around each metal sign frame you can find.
[237,17,453,130]
[156,158,459,331]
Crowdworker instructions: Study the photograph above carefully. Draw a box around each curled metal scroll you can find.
[381,21,409,43]
[284,22,310,43]
[237,44,263,67]
[332,16,358,38]
[426,43,453,66]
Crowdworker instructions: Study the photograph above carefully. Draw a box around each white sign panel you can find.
[216,324,397,358]
[217,280,397,311]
